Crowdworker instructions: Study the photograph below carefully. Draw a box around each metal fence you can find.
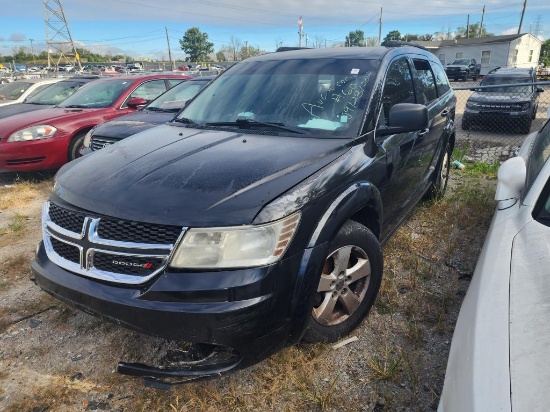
[452,79,550,161]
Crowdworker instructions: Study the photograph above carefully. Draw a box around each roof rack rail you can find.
[276,47,312,52]
[381,40,428,51]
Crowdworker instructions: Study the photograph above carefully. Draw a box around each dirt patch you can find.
[0,166,496,411]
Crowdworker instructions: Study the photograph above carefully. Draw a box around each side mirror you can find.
[376,103,429,137]
[127,97,148,108]
[495,156,526,210]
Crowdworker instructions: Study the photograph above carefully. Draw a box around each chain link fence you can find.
[452,78,550,162]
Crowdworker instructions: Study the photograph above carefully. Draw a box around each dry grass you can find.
[0,179,52,211]
[0,160,498,411]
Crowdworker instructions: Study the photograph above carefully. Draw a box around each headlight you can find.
[170,212,301,269]
[82,127,96,148]
[7,125,57,142]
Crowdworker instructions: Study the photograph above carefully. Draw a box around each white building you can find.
[417,34,542,75]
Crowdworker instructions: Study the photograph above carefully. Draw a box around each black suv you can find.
[462,67,544,134]
[32,46,455,384]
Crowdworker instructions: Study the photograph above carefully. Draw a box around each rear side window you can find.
[430,62,451,96]
[412,59,437,104]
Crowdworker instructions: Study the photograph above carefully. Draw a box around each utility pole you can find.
[378,8,383,46]
[518,0,527,34]
[29,39,36,64]
[466,15,470,38]
[165,27,173,71]
[306,34,309,47]
[43,0,82,71]
[479,5,486,37]
[298,16,303,47]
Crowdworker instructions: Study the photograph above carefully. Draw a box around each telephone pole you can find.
[479,5,486,37]
[29,38,36,64]
[378,8,383,46]
[466,15,470,38]
[518,0,527,34]
[165,27,173,71]
[298,16,303,47]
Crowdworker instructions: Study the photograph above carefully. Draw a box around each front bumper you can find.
[0,136,69,172]
[32,239,325,377]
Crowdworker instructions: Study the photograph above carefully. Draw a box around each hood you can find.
[0,103,54,120]
[0,107,98,135]
[54,124,349,227]
[91,110,175,140]
[468,91,532,104]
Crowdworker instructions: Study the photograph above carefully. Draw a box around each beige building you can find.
[417,34,542,75]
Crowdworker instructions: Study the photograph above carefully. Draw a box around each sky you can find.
[0,0,548,61]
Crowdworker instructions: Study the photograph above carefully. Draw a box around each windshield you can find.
[147,80,210,111]
[176,58,378,137]
[480,76,533,93]
[450,59,471,65]
[0,81,33,100]
[26,80,89,105]
[58,79,131,108]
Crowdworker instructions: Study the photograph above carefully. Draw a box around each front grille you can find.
[42,201,186,284]
[49,203,86,233]
[51,237,80,264]
[90,136,118,151]
[93,253,166,276]
[97,218,182,244]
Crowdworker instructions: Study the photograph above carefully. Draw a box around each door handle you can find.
[417,128,429,140]
[441,110,449,117]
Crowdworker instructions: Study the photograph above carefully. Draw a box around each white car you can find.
[439,110,550,412]
[0,78,60,106]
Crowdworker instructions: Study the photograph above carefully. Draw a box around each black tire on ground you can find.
[425,140,451,201]
[303,220,383,343]
[68,131,87,161]
[473,73,478,81]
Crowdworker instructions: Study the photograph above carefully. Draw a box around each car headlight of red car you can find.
[7,125,57,142]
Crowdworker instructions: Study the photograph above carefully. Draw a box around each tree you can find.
[541,39,550,66]
[179,27,214,62]
[383,30,402,43]
[455,22,494,39]
[346,30,365,47]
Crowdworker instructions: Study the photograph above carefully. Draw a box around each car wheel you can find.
[304,220,383,343]
[473,73,478,81]
[68,131,87,161]
[425,141,451,200]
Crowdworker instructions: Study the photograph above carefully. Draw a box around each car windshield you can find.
[57,79,132,108]
[450,59,470,65]
[147,80,210,112]
[480,76,533,93]
[25,80,88,105]
[0,81,33,100]
[176,58,378,137]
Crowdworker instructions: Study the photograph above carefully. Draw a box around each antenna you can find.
[44,0,82,71]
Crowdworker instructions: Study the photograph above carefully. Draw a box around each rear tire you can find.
[425,140,451,201]
[68,131,87,161]
[304,220,383,343]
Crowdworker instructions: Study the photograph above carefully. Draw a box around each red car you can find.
[0,74,191,172]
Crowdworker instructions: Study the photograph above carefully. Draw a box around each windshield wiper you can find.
[205,118,305,134]
[172,117,197,125]
[62,104,89,109]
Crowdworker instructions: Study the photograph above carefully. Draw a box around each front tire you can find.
[68,131,87,161]
[304,220,383,343]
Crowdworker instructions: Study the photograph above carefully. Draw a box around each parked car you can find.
[32,45,455,384]
[0,78,61,107]
[439,112,550,412]
[462,67,543,134]
[0,74,191,172]
[0,76,98,120]
[445,58,480,81]
[82,76,214,153]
